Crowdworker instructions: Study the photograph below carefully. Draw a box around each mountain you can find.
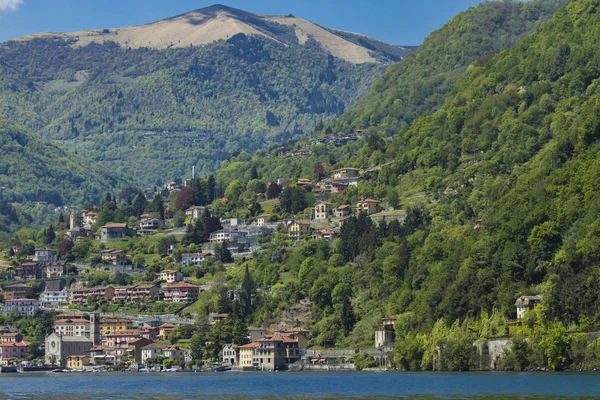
[328,0,567,134]
[0,5,412,186]
[0,117,121,207]
[209,0,600,364]
[22,4,409,64]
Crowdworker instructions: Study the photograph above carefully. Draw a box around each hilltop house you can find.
[181,252,211,266]
[515,295,542,319]
[163,283,201,303]
[334,205,351,218]
[100,223,136,242]
[209,230,247,244]
[331,168,360,180]
[312,202,333,220]
[159,270,183,283]
[100,250,129,265]
[33,247,57,264]
[3,284,34,300]
[14,263,43,280]
[139,218,163,234]
[356,199,381,215]
[46,261,66,278]
[39,279,70,308]
[312,228,339,241]
[70,287,115,305]
[288,220,312,241]
[113,285,160,302]
[3,299,39,316]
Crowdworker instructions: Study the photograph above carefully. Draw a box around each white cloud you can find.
[0,0,23,12]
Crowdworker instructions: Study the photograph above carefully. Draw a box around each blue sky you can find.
[0,0,487,45]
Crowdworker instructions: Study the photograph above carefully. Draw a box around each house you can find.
[45,261,66,278]
[331,182,349,193]
[209,313,230,325]
[238,342,259,368]
[0,333,23,343]
[141,343,163,363]
[375,315,398,349]
[54,317,90,338]
[39,279,70,308]
[287,220,312,241]
[223,218,246,227]
[334,205,351,219]
[100,223,136,242]
[66,355,89,369]
[113,285,160,302]
[3,284,34,300]
[181,252,211,266]
[3,299,39,316]
[0,341,29,364]
[312,202,333,220]
[515,295,542,319]
[159,324,176,340]
[140,218,163,233]
[162,283,201,303]
[185,206,207,220]
[356,199,381,215]
[140,326,160,341]
[14,263,43,280]
[253,333,301,371]
[33,247,57,264]
[222,343,237,366]
[312,228,339,241]
[100,318,133,335]
[256,214,269,227]
[166,181,180,191]
[70,287,115,305]
[331,168,360,180]
[104,330,141,347]
[81,211,98,228]
[369,210,407,224]
[101,250,129,265]
[162,345,185,362]
[296,178,312,188]
[209,230,247,244]
[159,270,183,283]
[128,338,154,364]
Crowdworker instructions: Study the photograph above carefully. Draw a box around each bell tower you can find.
[89,312,100,345]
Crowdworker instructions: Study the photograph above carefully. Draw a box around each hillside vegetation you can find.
[209,0,600,370]
[0,5,412,185]
[0,117,122,232]
[328,0,567,134]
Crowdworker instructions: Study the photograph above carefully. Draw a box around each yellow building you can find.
[66,355,89,369]
[356,199,381,215]
[312,202,333,220]
[288,220,311,240]
[159,324,176,340]
[238,342,259,367]
[100,318,133,335]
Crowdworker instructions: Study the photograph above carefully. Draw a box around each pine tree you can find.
[151,193,165,221]
[45,225,56,244]
[249,165,258,180]
[340,297,355,335]
[206,175,216,203]
[58,213,65,225]
[133,191,148,217]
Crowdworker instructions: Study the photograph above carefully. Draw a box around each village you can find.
[0,163,544,372]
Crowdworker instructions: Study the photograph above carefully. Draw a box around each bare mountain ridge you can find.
[18,4,410,64]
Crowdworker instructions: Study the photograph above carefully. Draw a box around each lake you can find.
[0,371,598,399]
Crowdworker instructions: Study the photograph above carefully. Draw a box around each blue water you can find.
[0,371,598,399]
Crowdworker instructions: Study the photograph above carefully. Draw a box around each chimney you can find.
[192,166,195,180]
[69,214,75,230]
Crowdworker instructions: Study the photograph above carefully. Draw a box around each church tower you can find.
[89,312,100,345]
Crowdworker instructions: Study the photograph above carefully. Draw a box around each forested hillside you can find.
[209,0,600,370]
[328,0,567,134]
[0,5,411,185]
[0,117,121,230]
